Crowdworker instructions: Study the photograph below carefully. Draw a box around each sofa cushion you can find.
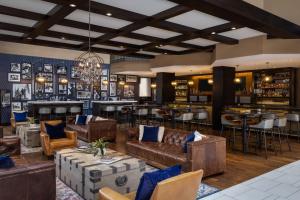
[139,125,165,142]
[13,111,27,122]
[76,115,87,125]
[142,126,159,142]
[45,123,66,139]
[183,132,195,153]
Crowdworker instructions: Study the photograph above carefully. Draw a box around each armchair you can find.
[99,170,203,200]
[10,113,31,133]
[40,120,77,156]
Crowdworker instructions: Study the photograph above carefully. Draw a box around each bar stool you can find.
[69,106,81,116]
[38,107,51,122]
[175,112,194,130]
[54,107,67,121]
[194,110,208,129]
[249,119,275,159]
[221,114,242,148]
[262,113,276,120]
[103,106,116,119]
[287,113,300,141]
[274,117,291,153]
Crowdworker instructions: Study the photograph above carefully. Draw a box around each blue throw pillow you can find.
[45,123,66,139]
[135,165,181,200]
[142,126,159,142]
[183,132,195,153]
[76,115,87,125]
[0,155,15,169]
[13,112,27,122]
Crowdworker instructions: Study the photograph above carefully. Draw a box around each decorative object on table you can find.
[101,69,108,76]
[11,102,22,111]
[12,83,32,100]
[77,91,91,99]
[10,63,21,72]
[56,65,67,75]
[43,64,53,73]
[1,92,11,107]
[0,154,15,169]
[91,138,109,157]
[8,73,21,82]
[21,63,32,80]
[109,82,116,96]
[110,74,117,82]
[58,84,67,95]
[101,76,108,90]
[124,84,135,98]
[44,82,53,93]
[126,75,137,83]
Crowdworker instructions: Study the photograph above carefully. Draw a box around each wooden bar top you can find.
[92,100,137,104]
[28,101,84,105]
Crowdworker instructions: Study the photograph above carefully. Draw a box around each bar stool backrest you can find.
[136,108,148,115]
[262,113,276,120]
[182,112,194,121]
[287,113,300,122]
[194,111,208,120]
[54,107,67,114]
[274,117,287,128]
[39,107,51,115]
[255,119,274,129]
[70,106,81,114]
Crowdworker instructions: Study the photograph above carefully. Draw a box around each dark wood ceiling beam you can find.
[0,22,33,33]
[168,0,300,38]
[0,5,45,21]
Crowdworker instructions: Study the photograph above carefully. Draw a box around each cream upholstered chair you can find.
[99,170,203,200]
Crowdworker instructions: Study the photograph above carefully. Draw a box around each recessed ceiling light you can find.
[120,46,124,48]
[231,27,236,30]
[69,4,76,7]
[211,32,216,35]
[61,37,65,40]
[106,12,112,17]
[27,37,32,40]
[164,52,167,55]
[159,44,163,47]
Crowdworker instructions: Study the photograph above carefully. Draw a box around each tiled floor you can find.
[202,160,300,200]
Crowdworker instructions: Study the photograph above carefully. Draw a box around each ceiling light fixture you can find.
[188,80,194,86]
[119,81,125,86]
[150,83,157,89]
[211,32,216,35]
[106,12,112,17]
[164,52,168,55]
[208,79,213,85]
[69,4,76,7]
[234,65,241,84]
[61,37,65,40]
[59,78,68,84]
[231,27,236,30]
[27,37,32,40]
[171,81,177,86]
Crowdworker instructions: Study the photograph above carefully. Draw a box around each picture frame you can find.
[57,65,67,75]
[110,74,117,82]
[58,84,67,95]
[11,102,22,111]
[44,83,53,93]
[1,92,11,107]
[68,82,76,96]
[124,85,135,98]
[109,82,116,96]
[126,75,138,83]
[93,88,100,100]
[101,69,108,76]
[117,75,125,82]
[10,63,21,72]
[76,82,84,90]
[8,73,21,82]
[101,91,107,98]
[77,91,91,99]
[101,76,108,91]
[35,82,44,93]
[44,64,53,73]
[12,83,32,100]
[21,63,32,79]
[42,73,53,82]
[71,66,80,79]
[22,102,28,111]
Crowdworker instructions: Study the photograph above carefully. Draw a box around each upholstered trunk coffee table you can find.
[55,148,146,200]
[18,124,41,147]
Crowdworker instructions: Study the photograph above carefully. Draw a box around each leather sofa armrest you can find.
[40,131,50,155]
[127,128,139,140]
[99,187,130,200]
[64,130,77,141]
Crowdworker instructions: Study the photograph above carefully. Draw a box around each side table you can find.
[18,124,41,148]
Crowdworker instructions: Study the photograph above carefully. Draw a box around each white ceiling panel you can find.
[137,50,161,56]
[159,45,188,52]
[219,27,265,40]
[167,10,228,30]
[36,36,82,45]
[184,38,218,47]
[49,25,104,38]
[0,29,24,37]
[110,36,150,45]
[92,0,177,16]
[133,26,181,39]
[0,14,37,27]
[0,0,56,14]
[93,44,125,51]
[65,10,132,29]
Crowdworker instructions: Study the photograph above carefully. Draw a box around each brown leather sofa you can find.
[0,136,21,155]
[66,117,117,142]
[127,128,226,177]
[0,156,55,200]
[40,120,77,156]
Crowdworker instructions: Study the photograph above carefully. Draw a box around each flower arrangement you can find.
[91,138,109,157]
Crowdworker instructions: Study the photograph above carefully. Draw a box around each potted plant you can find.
[91,138,109,157]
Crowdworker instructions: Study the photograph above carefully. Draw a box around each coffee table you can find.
[55,148,146,200]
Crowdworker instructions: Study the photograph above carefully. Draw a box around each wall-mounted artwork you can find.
[21,63,32,80]
[11,102,22,111]
[124,85,135,98]
[44,64,53,73]
[101,91,107,98]
[44,73,53,82]
[35,82,44,93]
[56,65,67,75]
[12,83,32,100]
[44,83,53,93]
[58,84,67,94]
[126,75,137,83]
[71,66,80,78]
[93,88,100,100]
[1,92,10,107]
[101,69,108,76]
[68,82,76,97]
[109,82,116,96]
[110,74,117,82]
[101,77,108,91]
[76,82,84,90]
[77,91,91,99]
[22,102,28,111]
[8,73,21,82]
[11,63,21,72]
[117,75,125,82]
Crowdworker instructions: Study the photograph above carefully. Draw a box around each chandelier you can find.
[74,0,104,87]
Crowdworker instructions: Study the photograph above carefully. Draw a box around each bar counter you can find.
[92,100,137,116]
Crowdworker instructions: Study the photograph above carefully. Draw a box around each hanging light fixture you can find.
[36,74,45,83]
[119,81,125,86]
[171,81,177,86]
[102,79,108,85]
[234,65,241,84]
[208,79,213,85]
[59,78,68,84]
[74,0,104,87]
[188,80,194,86]
[264,62,272,82]
[150,83,157,89]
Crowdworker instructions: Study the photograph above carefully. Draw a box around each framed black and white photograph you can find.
[12,84,32,100]
[124,85,135,98]
[117,75,125,82]
[11,63,21,72]
[101,91,107,98]
[2,92,11,107]
[93,88,100,100]
[44,83,53,93]
[76,82,84,90]
[58,84,67,94]
[44,64,53,73]
[21,63,32,79]
[22,102,28,111]
[8,73,21,82]
[83,100,89,109]
[77,91,91,99]
[57,65,67,75]
[126,75,138,83]
[110,74,117,82]
[101,77,108,91]
[42,73,53,82]
[83,84,91,91]
[101,69,108,76]
[35,82,44,93]
[71,66,80,78]
[68,82,76,96]
[11,102,22,111]
[109,82,116,96]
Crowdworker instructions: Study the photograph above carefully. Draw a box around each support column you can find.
[156,72,175,105]
[212,66,235,130]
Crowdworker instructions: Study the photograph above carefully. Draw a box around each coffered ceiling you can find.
[0,0,299,59]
